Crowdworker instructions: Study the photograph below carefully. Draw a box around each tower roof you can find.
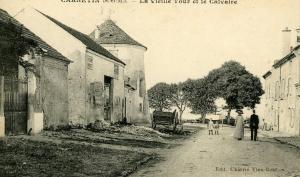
[90,20,147,50]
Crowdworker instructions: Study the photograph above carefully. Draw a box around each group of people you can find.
[207,109,260,141]
[207,119,220,135]
[234,109,260,141]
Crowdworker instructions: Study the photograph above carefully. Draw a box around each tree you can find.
[184,78,217,122]
[169,82,189,122]
[148,82,172,111]
[206,61,264,118]
[236,73,264,109]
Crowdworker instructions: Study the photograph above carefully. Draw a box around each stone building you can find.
[0,9,71,136]
[89,19,151,124]
[263,27,300,135]
[15,8,126,125]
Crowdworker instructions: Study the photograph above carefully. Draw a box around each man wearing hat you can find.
[250,109,259,141]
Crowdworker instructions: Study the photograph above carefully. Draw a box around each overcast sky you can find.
[1,0,300,89]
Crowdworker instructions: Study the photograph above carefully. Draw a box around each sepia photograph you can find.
[0,0,300,176]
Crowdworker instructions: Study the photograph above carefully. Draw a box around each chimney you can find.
[296,27,300,45]
[94,26,100,40]
[281,27,292,56]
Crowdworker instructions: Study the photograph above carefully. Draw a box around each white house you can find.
[15,8,127,125]
[263,27,300,135]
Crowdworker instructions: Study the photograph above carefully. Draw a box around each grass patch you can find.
[0,138,154,177]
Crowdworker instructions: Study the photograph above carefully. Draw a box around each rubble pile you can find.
[118,125,170,138]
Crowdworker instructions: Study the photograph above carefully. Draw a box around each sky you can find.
[1,0,300,89]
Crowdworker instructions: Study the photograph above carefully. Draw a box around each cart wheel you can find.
[173,122,177,132]
[152,122,156,129]
[173,125,177,132]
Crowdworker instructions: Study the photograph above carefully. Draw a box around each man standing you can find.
[250,109,259,141]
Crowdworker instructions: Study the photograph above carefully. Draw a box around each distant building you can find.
[0,9,71,136]
[15,8,126,125]
[90,19,151,124]
[263,27,300,135]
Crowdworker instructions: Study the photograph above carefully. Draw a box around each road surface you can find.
[130,125,300,177]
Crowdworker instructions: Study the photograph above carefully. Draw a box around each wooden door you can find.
[104,76,112,122]
[4,78,28,135]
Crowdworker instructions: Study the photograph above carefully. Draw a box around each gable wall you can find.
[16,8,87,124]
[85,50,125,123]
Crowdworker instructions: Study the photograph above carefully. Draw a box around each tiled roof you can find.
[0,9,70,63]
[90,20,147,49]
[37,11,125,65]
[273,44,300,69]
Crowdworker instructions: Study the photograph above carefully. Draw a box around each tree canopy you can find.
[169,82,189,120]
[183,78,216,118]
[207,61,264,111]
[148,82,190,120]
[148,82,172,111]
[147,60,264,120]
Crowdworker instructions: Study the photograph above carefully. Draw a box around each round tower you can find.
[90,20,150,124]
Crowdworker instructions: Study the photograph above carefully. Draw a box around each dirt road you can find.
[130,126,300,177]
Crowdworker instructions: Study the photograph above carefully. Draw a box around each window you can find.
[297,36,300,43]
[265,85,270,98]
[287,78,292,97]
[265,85,268,98]
[139,78,144,97]
[275,81,280,99]
[266,85,269,99]
[87,56,93,70]
[114,64,119,80]
[281,79,285,98]
[269,84,272,99]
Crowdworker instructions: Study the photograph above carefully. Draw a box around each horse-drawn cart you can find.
[151,110,179,131]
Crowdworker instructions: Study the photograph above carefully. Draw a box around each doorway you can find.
[104,76,113,122]
[4,77,28,135]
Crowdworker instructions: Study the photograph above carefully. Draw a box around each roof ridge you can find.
[273,44,300,68]
[0,8,70,63]
[102,19,146,48]
[91,19,147,49]
[36,9,125,65]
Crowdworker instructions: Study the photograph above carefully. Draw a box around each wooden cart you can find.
[151,110,179,131]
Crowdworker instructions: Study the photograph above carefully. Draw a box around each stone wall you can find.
[41,56,69,128]
[264,55,300,135]
[85,50,125,123]
[101,44,151,124]
[67,50,86,125]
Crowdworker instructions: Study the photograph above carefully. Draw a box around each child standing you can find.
[214,121,220,135]
[208,118,214,135]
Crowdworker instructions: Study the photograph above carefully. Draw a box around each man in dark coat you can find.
[250,109,259,141]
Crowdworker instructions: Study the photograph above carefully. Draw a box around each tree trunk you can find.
[201,113,206,124]
[179,110,183,124]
